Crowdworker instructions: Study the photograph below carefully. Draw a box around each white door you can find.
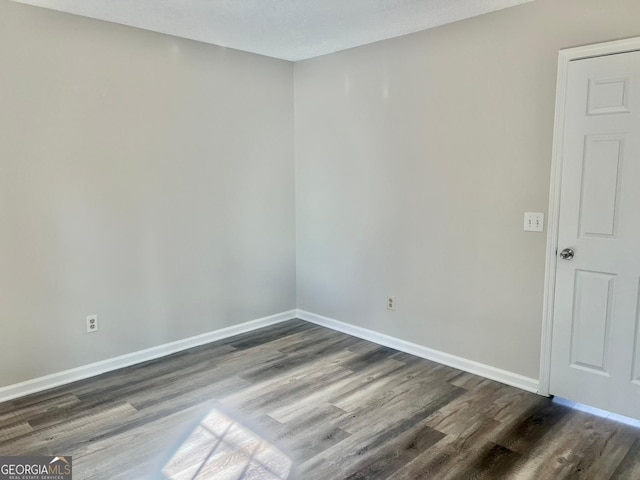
[550,50,640,419]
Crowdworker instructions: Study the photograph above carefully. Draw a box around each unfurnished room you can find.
[1,0,640,478]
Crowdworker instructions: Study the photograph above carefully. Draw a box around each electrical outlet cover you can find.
[86,314,98,333]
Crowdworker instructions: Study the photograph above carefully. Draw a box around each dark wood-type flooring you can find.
[1,319,640,479]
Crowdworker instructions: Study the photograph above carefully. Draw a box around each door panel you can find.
[550,50,640,419]
[578,135,623,238]
[570,270,614,373]
[634,281,640,384]
[587,76,631,115]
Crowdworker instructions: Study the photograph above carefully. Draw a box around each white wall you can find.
[3,0,640,391]
[295,0,640,379]
[0,0,295,387]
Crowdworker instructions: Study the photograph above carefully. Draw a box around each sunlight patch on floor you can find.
[162,409,292,479]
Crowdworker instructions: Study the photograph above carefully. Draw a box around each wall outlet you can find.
[524,212,544,232]
[86,314,98,333]
[387,296,395,311]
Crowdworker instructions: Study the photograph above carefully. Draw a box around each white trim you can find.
[0,310,297,403]
[539,36,640,396]
[298,310,540,394]
[552,397,640,429]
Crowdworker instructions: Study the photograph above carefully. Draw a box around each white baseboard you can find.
[296,310,541,395]
[0,310,297,403]
[1,308,541,403]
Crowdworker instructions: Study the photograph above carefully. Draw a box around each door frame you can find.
[539,36,640,397]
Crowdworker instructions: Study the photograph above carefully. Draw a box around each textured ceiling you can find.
[11,0,534,61]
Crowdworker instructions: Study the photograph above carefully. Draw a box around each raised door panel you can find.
[633,280,640,384]
[587,76,631,115]
[570,270,615,374]
[578,135,624,238]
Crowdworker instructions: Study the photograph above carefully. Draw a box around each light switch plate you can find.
[524,212,544,232]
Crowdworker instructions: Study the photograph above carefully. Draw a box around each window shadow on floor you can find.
[162,407,292,480]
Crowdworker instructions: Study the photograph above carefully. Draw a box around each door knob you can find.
[559,248,574,260]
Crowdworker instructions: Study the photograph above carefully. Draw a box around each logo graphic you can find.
[0,455,72,479]
[50,457,70,466]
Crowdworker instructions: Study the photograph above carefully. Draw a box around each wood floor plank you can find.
[387,412,501,480]
[341,423,445,480]
[0,422,33,442]
[75,403,214,480]
[74,345,239,402]
[611,437,640,479]
[424,379,516,437]
[1,318,639,479]
[335,378,464,435]
[223,352,355,416]
[0,393,81,427]
[489,401,574,455]
[455,442,522,479]
[222,320,316,351]
[0,401,138,456]
[161,425,220,480]
[494,409,616,479]
[566,417,639,480]
[329,360,457,416]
